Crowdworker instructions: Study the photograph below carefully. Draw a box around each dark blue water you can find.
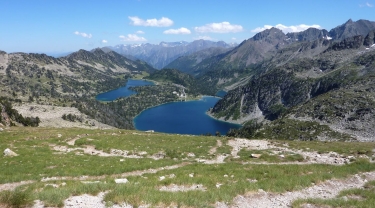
[134,96,241,135]
[96,79,154,101]
[216,90,227,97]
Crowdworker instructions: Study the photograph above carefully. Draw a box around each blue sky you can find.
[0,0,374,54]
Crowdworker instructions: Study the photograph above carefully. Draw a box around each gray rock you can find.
[3,148,18,157]
[114,178,128,184]
[251,154,262,158]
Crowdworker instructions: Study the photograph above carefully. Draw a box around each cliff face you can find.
[364,30,375,46]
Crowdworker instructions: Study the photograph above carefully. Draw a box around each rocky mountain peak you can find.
[91,48,104,53]
[252,27,285,41]
[91,48,107,56]
[329,19,375,40]
[286,28,330,42]
[346,18,353,24]
[66,49,94,60]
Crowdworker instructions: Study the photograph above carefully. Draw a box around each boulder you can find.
[3,148,18,157]
[187,152,195,157]
[250,154,262,158]
[153,152,166,159]
[115,178,128,184]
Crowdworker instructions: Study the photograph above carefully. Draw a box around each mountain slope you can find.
[218,27,288,68]
[67,48,155,74]
[164,47,232,75]
[210,30,375,141]
[144,68,214,96]
[0,49,157,128]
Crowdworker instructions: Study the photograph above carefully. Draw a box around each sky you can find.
[0,0,374,54]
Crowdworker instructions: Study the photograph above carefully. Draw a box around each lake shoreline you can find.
[205,110,243,125]
[96,79,155,102]
[95,80,241,134]
[133,96,241,135]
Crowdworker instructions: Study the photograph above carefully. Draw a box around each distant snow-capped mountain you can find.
[102,40,236,69]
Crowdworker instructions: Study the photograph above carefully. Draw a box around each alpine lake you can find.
[96,79,241,135]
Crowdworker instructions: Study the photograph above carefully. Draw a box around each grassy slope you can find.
[0,127,375,207]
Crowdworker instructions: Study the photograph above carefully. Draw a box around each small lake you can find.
[134,96,241,135]
[96,79,154,101]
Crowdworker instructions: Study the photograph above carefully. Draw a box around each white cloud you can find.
[251,24,322,33]
[360,2,374,7]
[231,37,237,40]
[136,30,145,34]
[102,40,108,43]
[119,34,147,42]
[129,16,173,27]
[163,27,191,35]
[74,31,92,38]
[195,22,243,33]
[194,36,213,40]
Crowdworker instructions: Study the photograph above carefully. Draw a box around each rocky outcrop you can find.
[364,30,375,46]
[325,35,364,51]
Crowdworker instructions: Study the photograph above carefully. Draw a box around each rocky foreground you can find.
[1,132,374,207]
[13,103,113,129]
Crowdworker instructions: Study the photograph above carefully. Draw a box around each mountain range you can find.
[1,18,375,141]
[103,39,236,69]
[178,19,375,76]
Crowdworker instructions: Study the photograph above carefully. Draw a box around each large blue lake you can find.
[96,79,241,135]
[134,96,241,135]
[96,79,154,101]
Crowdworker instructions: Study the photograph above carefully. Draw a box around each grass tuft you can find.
[0,188,33,208]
